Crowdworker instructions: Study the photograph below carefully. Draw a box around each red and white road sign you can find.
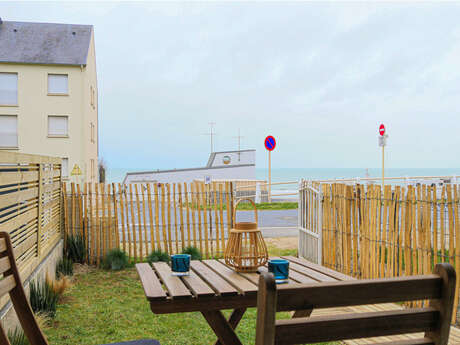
[379,124,385,136]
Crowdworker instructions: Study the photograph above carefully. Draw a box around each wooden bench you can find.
[255,263,456,345]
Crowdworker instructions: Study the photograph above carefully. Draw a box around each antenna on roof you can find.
[202,122,217,154]
[233,128,244,161]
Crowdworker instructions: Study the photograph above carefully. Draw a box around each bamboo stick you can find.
[196,182,203,254]
[416,184,423,276]
[404,186,412,277]
[146,183,155,253]
[141,184,149,256]
[88,183,94,264]
[173,184,179,253]
[184,183,191,248]
[177,183,184,252]
[107,184,113,251]
[112,183,120,250]
[446,184,454,266]
[161,183,168,253]
[440,186,446,263]
[71,183,76,237]
[124,187,133,260]
[118,184,127,254]
[454,184,460,323]
[432,185,438,265]
[219,183,225,254]
[167,184,173,254]
[213,182,220,256]
[100,183,107,260]
[134,184,143,259]
[84,183,89,259]
[76,184,83,240]
[154,183,161,252]
[129,184,137,262]
[190,183,197,249]
[95,183,100,266]
[62,183,69,238]
[201,183,209,258]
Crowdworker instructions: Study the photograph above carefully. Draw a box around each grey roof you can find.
[0,20,92,66]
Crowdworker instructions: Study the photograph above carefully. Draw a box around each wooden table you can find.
[136,256,353,345]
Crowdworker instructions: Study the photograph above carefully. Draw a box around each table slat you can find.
[191,261,238,296]
[135,263,167,301]
[288,261,337,282]
[203,260,258,295]
[283,256,355,281]
[152,262,192,299]
[182,269,216,298]
[268,257,317,284]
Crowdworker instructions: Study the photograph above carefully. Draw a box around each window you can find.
[0,73,18,105]
[62,158,69,177]
[90,122,95,143]
[90,86,94,106]
[48,116,68,137]
[48,74,68,95]
[0,115,18,148]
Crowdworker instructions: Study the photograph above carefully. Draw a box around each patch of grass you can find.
[146,250,170,264]
[181,246,202,260]
[267,245,298,257]
[43,268,336,345]
[103,249,129,270]
[187,201,298,211]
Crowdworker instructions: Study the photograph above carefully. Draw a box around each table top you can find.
[136,256,354,314]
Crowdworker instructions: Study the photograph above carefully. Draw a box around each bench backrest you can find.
[255,263,456,345]
[0,232,49,345]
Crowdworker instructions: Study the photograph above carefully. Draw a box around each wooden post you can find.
[167,184,173,254]
[146,183,155,253]
[84,183,89,256]
[37,164,43,257]
[219,183,225,254]
[124,187,133,260]
[154,183,161,252]
[88,183,94,264]
[184,183,191,248]
[112,183,119,250]
[118,184,127,254]
[177,183,185,252]
[213,182,220,255]
[190,183,197,249]
[129,184,137,263]
[173,183,179,253]
[268,150,271,203]
[141,184,149,256]
[134,184,143,259]
[95,183,100,266]
[201,183,209,258]
[161,184,168,253]
[196,182,203,254]
[100,183,107,260]
[71,183,76,237]
[107,184,113,252]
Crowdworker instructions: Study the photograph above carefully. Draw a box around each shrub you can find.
[182,246,202,260]
[47,274,72,296]
[103,249,129,270]
[7,328,29,345]
[147,250,170,264]
[56,257,73,278]
[65,234,86,264]
[30,279,59,318]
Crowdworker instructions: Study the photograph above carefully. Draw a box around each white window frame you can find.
[0,114,18,149]
[0,72,18,106]
[47,74,69,95]
[47,115,69,138]
[61,158,69,178]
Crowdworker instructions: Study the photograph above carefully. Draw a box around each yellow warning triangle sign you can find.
[71,164,82,176]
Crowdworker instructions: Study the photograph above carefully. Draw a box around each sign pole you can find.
[264,135,276,204]
[268,150,271,203]
[382,144,384,188]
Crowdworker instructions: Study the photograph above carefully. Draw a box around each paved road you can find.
[115,209,299,240]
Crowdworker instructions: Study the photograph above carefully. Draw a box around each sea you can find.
[106,167,460,192]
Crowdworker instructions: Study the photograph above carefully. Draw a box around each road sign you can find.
[264,135,276,151]
[71,164,82,176]
[204,175,212,185]
[379,124,385,136]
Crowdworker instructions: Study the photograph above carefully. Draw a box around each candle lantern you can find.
[224,198,268,272]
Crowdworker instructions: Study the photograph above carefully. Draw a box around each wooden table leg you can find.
[201,310,243,345]
[214,308,246,345]
[292,308,313,318]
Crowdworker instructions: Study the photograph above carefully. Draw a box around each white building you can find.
[123,149,256,184]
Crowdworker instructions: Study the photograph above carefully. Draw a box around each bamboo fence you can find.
[62,181,234,265]
[320,183,459,323]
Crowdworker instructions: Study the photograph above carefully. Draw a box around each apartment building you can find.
[0,19,98,183]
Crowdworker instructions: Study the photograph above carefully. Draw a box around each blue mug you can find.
[171,254,191,276]
[268,259,289,284]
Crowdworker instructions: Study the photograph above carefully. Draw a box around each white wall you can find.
[124,165,255,184]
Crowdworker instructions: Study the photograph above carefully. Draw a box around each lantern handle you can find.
[233,198,258,226]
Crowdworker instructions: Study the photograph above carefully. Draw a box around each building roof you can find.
[0,20,93,66]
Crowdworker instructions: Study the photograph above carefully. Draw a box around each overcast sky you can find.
[2,1,460,170]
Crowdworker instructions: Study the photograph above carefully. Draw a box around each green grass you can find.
[45,268,332,345]
[186,201,298,211]
[43,245,334,345]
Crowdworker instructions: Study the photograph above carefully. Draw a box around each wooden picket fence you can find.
[62,181,234,265]
[319,183,460,323]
